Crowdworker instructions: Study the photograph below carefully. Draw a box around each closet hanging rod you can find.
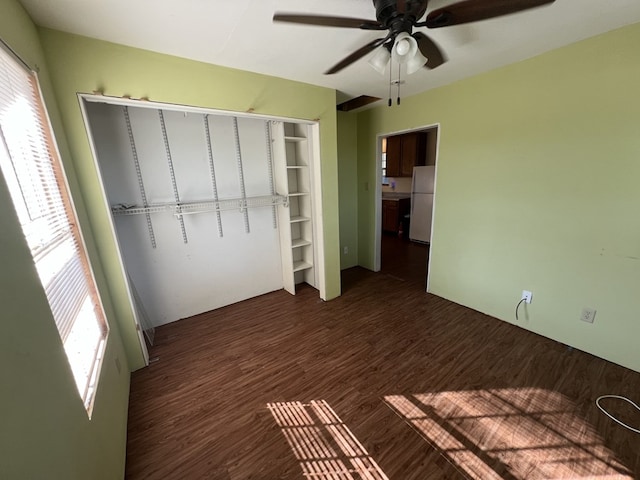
[111,194,288,217]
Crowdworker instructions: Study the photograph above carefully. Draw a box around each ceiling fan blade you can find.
[325,37,388,74]
[273,13,384,30]
[423,0,555,28]
[413,32,446,69]
[415,0,430,20]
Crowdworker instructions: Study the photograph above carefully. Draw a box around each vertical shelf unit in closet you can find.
[272,121,318,295]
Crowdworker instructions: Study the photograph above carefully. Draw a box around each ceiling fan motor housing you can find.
[374,0,430,48]
[373,0,427,32]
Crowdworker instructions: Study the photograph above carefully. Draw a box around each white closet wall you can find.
[85,102,283,326]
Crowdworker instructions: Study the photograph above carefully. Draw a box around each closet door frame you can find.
[77,93,326,363]
[78,94,149,365]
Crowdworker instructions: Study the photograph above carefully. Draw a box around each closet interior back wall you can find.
[86,102,283,327]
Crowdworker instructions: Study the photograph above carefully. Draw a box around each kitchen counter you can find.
[382,192,411,201]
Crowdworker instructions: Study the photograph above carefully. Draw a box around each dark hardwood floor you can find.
[380,233,429,289]
[126,248,640,479]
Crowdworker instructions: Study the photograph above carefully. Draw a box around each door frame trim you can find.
[374,123,441,293]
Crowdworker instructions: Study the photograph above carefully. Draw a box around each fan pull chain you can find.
[397,63,401,105]
[388,55,393,107]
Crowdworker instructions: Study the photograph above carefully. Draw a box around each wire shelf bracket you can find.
[203,114,224,237]
[233,117,251,234]
[123,106,157,249]
[158,109,188,244]
[265,121,278,229]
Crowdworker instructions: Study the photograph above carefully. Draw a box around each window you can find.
[0,45,108,413]
[381,137,388,185]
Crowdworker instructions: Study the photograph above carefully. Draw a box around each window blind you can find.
[0,46,108,412]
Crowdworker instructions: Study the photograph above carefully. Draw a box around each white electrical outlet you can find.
[580,307,596,323]
[343,246,348,255]
[521,290,532,304]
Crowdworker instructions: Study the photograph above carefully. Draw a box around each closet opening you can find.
[79,95,326,352]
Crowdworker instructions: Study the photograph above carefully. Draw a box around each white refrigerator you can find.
[409,166,435,243]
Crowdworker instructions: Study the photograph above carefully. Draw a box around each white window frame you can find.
[0,42,108,415]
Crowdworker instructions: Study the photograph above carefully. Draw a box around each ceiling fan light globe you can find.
[396,38,411,56]
[368,47,391,75]
[392,32,418,65]
[406,50,428,75]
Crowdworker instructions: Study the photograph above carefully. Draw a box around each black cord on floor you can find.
[515,297,526,321]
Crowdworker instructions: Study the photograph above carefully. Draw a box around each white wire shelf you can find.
[111,194,288,217]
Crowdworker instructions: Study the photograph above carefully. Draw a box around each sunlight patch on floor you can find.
[384,388,633,480]
[267,400,388,480]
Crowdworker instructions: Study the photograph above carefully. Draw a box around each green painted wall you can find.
[337,112,359,269]
[0,0,130,478]
[37,28,341,368]
[356,23,640,373]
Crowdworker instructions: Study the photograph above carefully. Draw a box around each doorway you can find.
[375,124,439,291]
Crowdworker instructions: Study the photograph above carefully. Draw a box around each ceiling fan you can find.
[273,0,556,75]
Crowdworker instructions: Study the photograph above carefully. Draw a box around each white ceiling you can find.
[20,0,640,106]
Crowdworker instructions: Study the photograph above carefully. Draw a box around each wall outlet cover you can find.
[580,307,596,323]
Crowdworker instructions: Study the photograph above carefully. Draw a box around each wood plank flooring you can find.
[380,233,429,288]
[126,250,640,479]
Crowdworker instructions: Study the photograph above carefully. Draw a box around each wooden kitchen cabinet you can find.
[382,198,410,234]
[382,200,398,233]
[400,131,427,176]
[384,132,427,178]
[385,134,402,178]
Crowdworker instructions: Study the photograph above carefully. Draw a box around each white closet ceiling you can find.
[20,0,640,104]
